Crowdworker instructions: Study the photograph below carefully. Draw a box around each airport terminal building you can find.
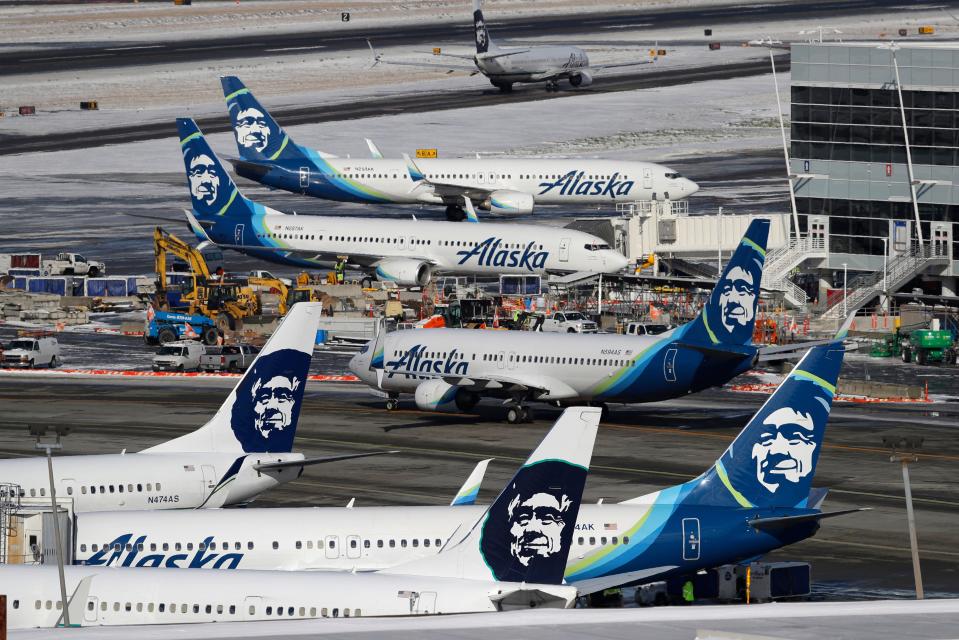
[789,41,959,303]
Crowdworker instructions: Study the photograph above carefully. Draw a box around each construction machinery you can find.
[153,226,257,329]
[900,329,957,365]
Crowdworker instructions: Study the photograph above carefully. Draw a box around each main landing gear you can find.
[445,204,466,221]
[545,81,559,92]
[505,404,535,424]
[385,396,400,411]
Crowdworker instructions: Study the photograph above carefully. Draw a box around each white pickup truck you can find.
[43,252,106,277]
[1,336,61,368]
[540,311,599,334]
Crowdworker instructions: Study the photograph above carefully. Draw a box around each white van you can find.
[152,341,205,372]
[1,336,61,368]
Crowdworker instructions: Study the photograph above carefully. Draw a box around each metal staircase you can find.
[761,236,828,308]
[820,242,950,320]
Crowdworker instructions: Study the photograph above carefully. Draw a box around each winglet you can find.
[366,38,382,68]
[451,458,492,505]
[834,311,856,341]
[183,209,214,244]
[403,153,427,182]
[463,196,480,223]
[365,138,384,159]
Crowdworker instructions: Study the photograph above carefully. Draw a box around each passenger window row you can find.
[79,537,445,554]
[16,599,360,620]
[577,535,629,546]
[20,482,161,499]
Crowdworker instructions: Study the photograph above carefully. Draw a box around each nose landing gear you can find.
[385,396,400,411]
[505,404,535,424]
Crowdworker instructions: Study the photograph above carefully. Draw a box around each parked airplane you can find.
[370,0,656,93]
[70,344,853,599]
[7,407,599,628]
[220,76,697,220]
[0,304,378,512]
[178,118,628,286]
[348,218,817,421]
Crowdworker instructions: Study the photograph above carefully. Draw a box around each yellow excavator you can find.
[153,226,258,328]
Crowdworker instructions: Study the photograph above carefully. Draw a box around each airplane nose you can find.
[683,178,699,195]
[606,251,629,273]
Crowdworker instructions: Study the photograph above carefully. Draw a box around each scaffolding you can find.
[0,482,22,564]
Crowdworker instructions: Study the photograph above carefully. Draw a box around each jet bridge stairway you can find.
[760,236,828,309]
[820,242,951,320]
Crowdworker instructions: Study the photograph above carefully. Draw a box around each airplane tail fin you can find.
[684,218,770,347]
[684,343,845,509]
[385,407,598,585]
[220,76,319,163]
[143,303,322,455]
[472,0,497,53]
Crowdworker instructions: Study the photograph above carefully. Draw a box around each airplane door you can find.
[85,597,99,623]
[201,465,216,492]
[497,350,505,370]
[416,591,437,614]
[932,223,951,258]
[559,238,570,262]
[299,167,310,189]
[643,167,653,190]
[507,351,517,370]
[682,518,701,561]
[397,236,407,250]
[346,535,361,559]
[234,224,245,245]
[663,347,677,382]
[325,535,339,559]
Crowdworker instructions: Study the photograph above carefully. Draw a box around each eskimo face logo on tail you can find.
[508,490,571,566]
[189,154,220,206]
[474,10,489,53]
[718,266,757,334]
[235,107,271,153]
[752,407,816,493]
[480,460,585,583]
[230,349,310,452]
[456,237,548,272]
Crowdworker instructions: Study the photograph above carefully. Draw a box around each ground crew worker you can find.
[682,579,694,604]
[334,259,345,285]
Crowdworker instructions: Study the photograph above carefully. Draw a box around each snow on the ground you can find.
[0,72,783,190]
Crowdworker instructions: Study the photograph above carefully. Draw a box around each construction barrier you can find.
[0,368,359,382]
[19,106,35,116]
[730,382,930,403]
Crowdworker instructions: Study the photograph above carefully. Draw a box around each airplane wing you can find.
[384,367,579,401]
[590,58,656,72]
[252,450,398,472]
[367,39,477,73]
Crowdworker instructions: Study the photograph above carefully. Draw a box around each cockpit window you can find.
[585,243,610,251]
[664,172,682,180]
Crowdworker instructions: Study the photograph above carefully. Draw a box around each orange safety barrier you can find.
[730,382,931,403]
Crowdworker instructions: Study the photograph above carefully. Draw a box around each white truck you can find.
[43,253,105,277]
[540,311,599,333]
[199,344,260,372]
[151,341,205,372]
[1,336,61,368]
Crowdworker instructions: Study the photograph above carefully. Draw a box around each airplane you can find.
[348,218,836,422]
[0,303,384,513]
[369,0,657,93]
[177,118,629,287]
[220,76,698,220]
[69,343,856,601]
[5,406,600,628]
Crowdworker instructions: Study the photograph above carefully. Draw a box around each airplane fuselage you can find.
[205,211,629,281]
[0,452,305,513]
[235,156,698,212]
[476,44,589,84]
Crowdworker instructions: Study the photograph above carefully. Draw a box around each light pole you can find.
[30,425,72,628]
[842,262,848,318]
[768,49,801,240]
[882,435,925,599]
[881,237,888,312]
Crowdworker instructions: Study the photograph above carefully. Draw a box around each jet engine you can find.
[483,190,535,217]
[569,71,593,88]
[373,258,432,287]
[414,379,480,413]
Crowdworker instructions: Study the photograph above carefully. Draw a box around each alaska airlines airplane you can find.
[6,407,599,628]
[220,76,697,220]
[370,0,656,93]
[0,303,375,512]
[71,345,855,599]
[177,118,629,286]
[348,219,821,421]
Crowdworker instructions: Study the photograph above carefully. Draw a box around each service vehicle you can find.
[901,329,957,365]
[540,311,599,333]
[0,335,60,368]
[42,252,105,277]
[152,341,205,372]
[145,308,219,345]
[624,322,672,336]
[199,344,260,372]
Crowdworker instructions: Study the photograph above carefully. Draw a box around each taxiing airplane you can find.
[70,344,855,599]
[370,0,656,93]
[348,218,824,421]
[178,118,629,286]
[6,406,599,628]
[0,303,380,512]
[220,76,697,220]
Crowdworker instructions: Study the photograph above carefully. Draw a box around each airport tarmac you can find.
[0,374,956,599]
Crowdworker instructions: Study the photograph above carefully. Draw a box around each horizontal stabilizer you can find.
[253,450,398,471]
[749,508,867,531]
[674,341,755,362]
